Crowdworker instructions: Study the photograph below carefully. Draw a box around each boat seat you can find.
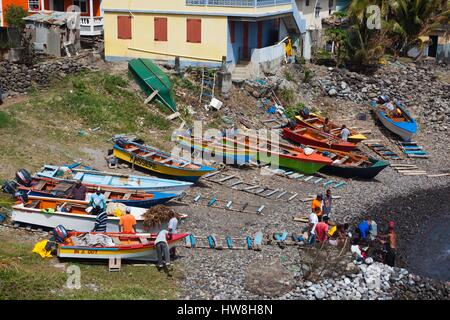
[141,152,156,158]
[126,147,140,153]
[160,157,174,164]
[102,176,113,185]
[122,193,131,200]
[34,180,47,191]
[103,192,111,199]
[304,117,318,122]
[341,156,350,163]
[353,160,364,166]
[27,200,41,208]
[180,162,190,168]
[139,237,149,244]
[73,172,84,181]
[294,128,307,133]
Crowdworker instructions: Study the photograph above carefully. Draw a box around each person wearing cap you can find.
[88,187,107,215]
[119,207,136,234]
[311,194,323,221]
[71,180,87,200]
[378,221,397,267]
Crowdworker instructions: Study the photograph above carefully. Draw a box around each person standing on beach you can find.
[378,221,397,267]
[168,213,178,257]
[0,83,4,105]
[155,228,172,268]
[312,194,323,220]
[322,189,332,219]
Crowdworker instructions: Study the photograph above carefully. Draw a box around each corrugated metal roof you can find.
[23,11,78,26]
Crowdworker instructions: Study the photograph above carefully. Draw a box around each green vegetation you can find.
[334,0,449,69]
[4,5,27,29]
[303,67,314,83]
[279,88,295,105]
[283,70,297,83]
[284,102,306,119]
[324,28,349,67]
[0,71,175,178]
[0,111,16,129]
[39,72,171,132]
[0,235,180,299]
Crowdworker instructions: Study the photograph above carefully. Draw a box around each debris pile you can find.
[142,205,176,228]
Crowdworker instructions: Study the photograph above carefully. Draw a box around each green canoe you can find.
[128,58,177,112]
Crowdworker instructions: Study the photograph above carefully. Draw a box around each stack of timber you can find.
[390,164,427,176]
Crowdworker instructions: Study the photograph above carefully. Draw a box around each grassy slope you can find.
[0,71,175,180]
[0,232,181,299]
[0,71,186,299]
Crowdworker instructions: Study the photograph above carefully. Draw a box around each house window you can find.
[329,0,334,14]
[154,17,168,41]
[117,16,132,40]
[306,0,310,6]
[73,0,88,14]
[187,19,201,43]
[28,0,40,11]
[229,21,235,44]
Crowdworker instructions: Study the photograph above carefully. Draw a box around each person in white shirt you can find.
[340,125,351,142]
[168,214,179,257]
[308,211,319,244]
[155,228,171,268]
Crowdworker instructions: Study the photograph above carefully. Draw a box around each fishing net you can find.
[142,205,176,228]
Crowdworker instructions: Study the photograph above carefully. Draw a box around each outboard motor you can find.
[53,225,69,243]
[301,106,310,117]
[14,190,29,204]
[15,169,32,187]
[2,180,18,195]
[377,95,389,104]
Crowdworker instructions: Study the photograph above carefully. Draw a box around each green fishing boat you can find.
[128,58,177,112]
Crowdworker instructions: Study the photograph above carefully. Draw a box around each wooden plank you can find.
[203,171,221,179]
[276,190,287,199]
[288,193,298,201]
[218,175,236,182]
[427,173,450,177]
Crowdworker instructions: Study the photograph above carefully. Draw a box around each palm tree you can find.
[388,0,449,57]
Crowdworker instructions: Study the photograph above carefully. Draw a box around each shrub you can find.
[4,5,27,29]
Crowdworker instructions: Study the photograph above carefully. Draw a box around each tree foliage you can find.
[4,5,27,29]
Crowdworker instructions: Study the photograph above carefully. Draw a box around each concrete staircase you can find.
[231,62,252,81]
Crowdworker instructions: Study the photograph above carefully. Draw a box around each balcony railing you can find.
[80,16,103,36]
[186,0,292,7]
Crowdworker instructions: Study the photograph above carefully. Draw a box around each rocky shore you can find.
[175,59,450,300]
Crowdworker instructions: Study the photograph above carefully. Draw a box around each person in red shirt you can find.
[315,216,330,242]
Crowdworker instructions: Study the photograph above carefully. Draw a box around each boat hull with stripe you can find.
[36,165,192,195]
[58,232,188,261]
[113,139,215,183]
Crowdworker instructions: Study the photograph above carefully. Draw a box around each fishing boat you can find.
[295,113,367,143]
[17,177,176,208]
[175,134,254,165]
[10,196,160,233]
[128,58,176,112]
[282,125,357,152]
[58,232,188,261]
[220,136,333,174]
[311,146,389,179]
[112,139,215,183]
[36,165,192,195]
[370,98,417,141]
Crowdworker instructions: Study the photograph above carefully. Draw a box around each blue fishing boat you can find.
[36,165,192,195]
[16,177,177,209]
[370,97,418,141]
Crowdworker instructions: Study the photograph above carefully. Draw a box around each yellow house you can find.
[103,0,307,72]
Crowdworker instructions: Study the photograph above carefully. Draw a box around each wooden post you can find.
[109,257,121,272]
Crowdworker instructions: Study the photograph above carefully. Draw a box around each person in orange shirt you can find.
[311,194,323,220]
[119,207,137,234]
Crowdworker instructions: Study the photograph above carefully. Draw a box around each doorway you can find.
[428,35,438,58]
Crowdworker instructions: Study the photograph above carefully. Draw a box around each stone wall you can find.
[0,52,92,98]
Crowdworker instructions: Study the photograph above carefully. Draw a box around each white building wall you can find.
[295,0,336,31]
